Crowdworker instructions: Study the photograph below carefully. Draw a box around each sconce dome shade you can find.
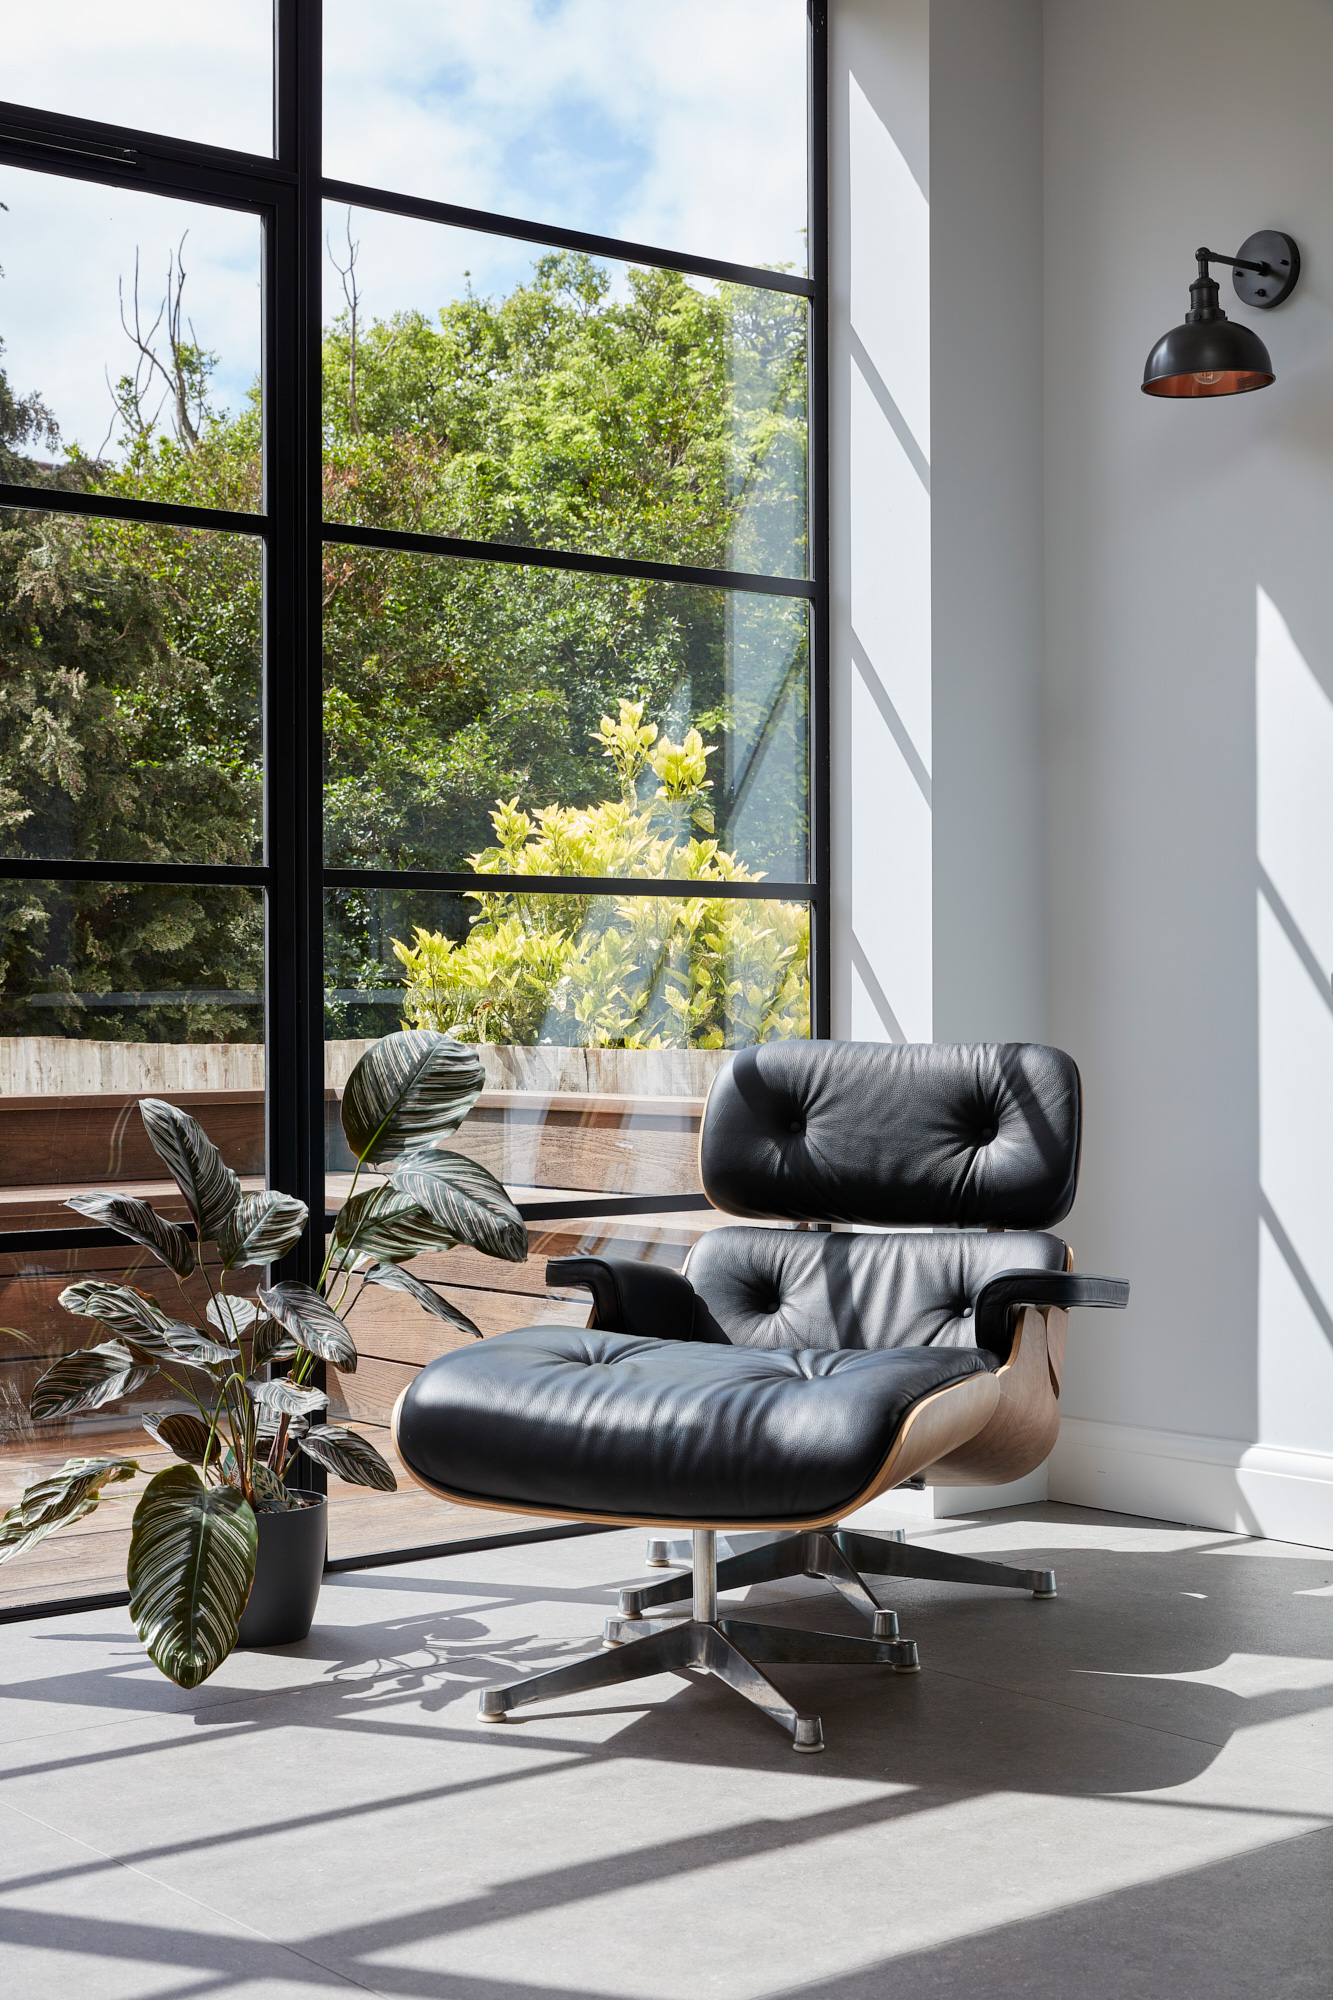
[1141,314,1274,398]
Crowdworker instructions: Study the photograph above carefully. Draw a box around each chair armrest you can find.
[973,1270,1129,1363]
[545,1256,725,1343]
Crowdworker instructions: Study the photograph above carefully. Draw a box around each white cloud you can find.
[0,1,273,154]
[0,1,808,456]
[323,0,808,273]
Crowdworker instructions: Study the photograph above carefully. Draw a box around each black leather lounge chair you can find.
[393,1040,1128,1752]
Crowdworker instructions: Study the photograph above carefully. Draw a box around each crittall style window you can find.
[0,1,827,1614]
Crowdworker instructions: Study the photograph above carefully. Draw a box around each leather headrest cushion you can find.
[699,1040,1082,1229]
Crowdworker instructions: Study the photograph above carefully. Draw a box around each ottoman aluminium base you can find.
[634,1526,1059,1611]
[477,1529,920,1753]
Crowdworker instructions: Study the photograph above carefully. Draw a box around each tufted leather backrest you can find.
[699,1041,1082,1229]
[685,1226,1069,1354]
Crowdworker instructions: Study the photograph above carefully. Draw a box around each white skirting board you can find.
[843,1463,1048,1528]
[1049,1417,1333,1551]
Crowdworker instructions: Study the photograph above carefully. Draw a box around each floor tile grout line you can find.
[0,1793,383,1994]
[919,1661,1249,1753]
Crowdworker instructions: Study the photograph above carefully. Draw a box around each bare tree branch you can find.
[328,208,362,433]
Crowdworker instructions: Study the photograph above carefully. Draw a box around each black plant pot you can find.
[236,1494,327,1648]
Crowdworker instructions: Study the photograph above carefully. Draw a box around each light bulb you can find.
[1192,371,1225,388]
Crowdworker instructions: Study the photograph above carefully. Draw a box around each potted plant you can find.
[0,1029,525,1687]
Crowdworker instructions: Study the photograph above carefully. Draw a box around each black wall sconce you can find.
[1142,229,1300,398]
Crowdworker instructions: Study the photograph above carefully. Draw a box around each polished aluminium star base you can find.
[477,1529,921,1754]
[635,1524,1058,1616]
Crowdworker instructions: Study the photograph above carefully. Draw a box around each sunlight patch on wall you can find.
[1256,586,1333,1451]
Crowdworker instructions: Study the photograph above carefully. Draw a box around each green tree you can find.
[0,245,809,1044]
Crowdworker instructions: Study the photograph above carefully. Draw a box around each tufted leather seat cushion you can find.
[687,1226,1069,1355]
[701,1041,1081,1229]
[395,1325,997,1524]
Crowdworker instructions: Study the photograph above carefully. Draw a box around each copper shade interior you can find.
[1142,369,1274,398]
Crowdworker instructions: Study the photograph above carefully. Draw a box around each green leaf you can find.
[64,1192,194,1277]
[331,1184,458,1265]
[359,1261,482,1339]
[217,1190,308,1270]
[297,1425,397,1492]
[138,1098,242,1241]
[142,1411,214,1466]
[0,1457,138,1567]
[59,1282,176,1337]
[206,1295,258,1341]
[245,1377,329,1418]
[127,1466,257,1689]
[390,1152,527,1264]
[340,1029,484,1167]
[30,1342,156,1422]
[256,1283,357,1372]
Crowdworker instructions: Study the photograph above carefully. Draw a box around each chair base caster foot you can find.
[792,1718,825,1752]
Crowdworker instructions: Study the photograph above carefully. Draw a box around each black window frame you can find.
[0,0,829,1614]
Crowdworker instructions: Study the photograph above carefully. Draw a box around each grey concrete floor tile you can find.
[2,1507,1331,2000]
[0,1799,364,1999]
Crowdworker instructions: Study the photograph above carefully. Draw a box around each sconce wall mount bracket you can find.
[1225,230,1300,309]
[1142,228,1300,398]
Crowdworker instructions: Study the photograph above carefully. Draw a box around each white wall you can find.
[1043,0,1333,1544]
[830,0,1045,1048]
[832,0,1333,1546]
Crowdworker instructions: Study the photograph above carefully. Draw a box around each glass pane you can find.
[324,552,808,881]
[321,881,807,1562]
[0,1,274,156]
[0,512,261,864]
[323,0,807,273]
[0,166,262,499]
[321,209,807,575]
[0,876,264,1613]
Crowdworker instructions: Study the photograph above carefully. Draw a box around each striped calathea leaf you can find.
[217,1449,294,1510]
[0,1457,139,1566]
[340,1029,484,1168]
[330,1184,457,1266]
[30,1342,157,1422]
[245,1376,329,1418]
[206,1294,258,1341]
[142,1411,215,1466]
[123,1325,235,1371]
[65,1192,195,1278]
[127,1465,257,1689]
[254,1406,309,1446]
[256,1283,357,1371]
[389,1152,527,1264]
[297,1425,397,1491]
[217,1189,308,1270]
[251,1317,299,1367]
[356,1260,482,1339]
[138,1098,242,1240]
[59,1281,177,1337]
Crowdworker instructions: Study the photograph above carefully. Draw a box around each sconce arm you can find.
[1197,246,1270,277]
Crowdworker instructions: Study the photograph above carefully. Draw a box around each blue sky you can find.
[0,1,806,458]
